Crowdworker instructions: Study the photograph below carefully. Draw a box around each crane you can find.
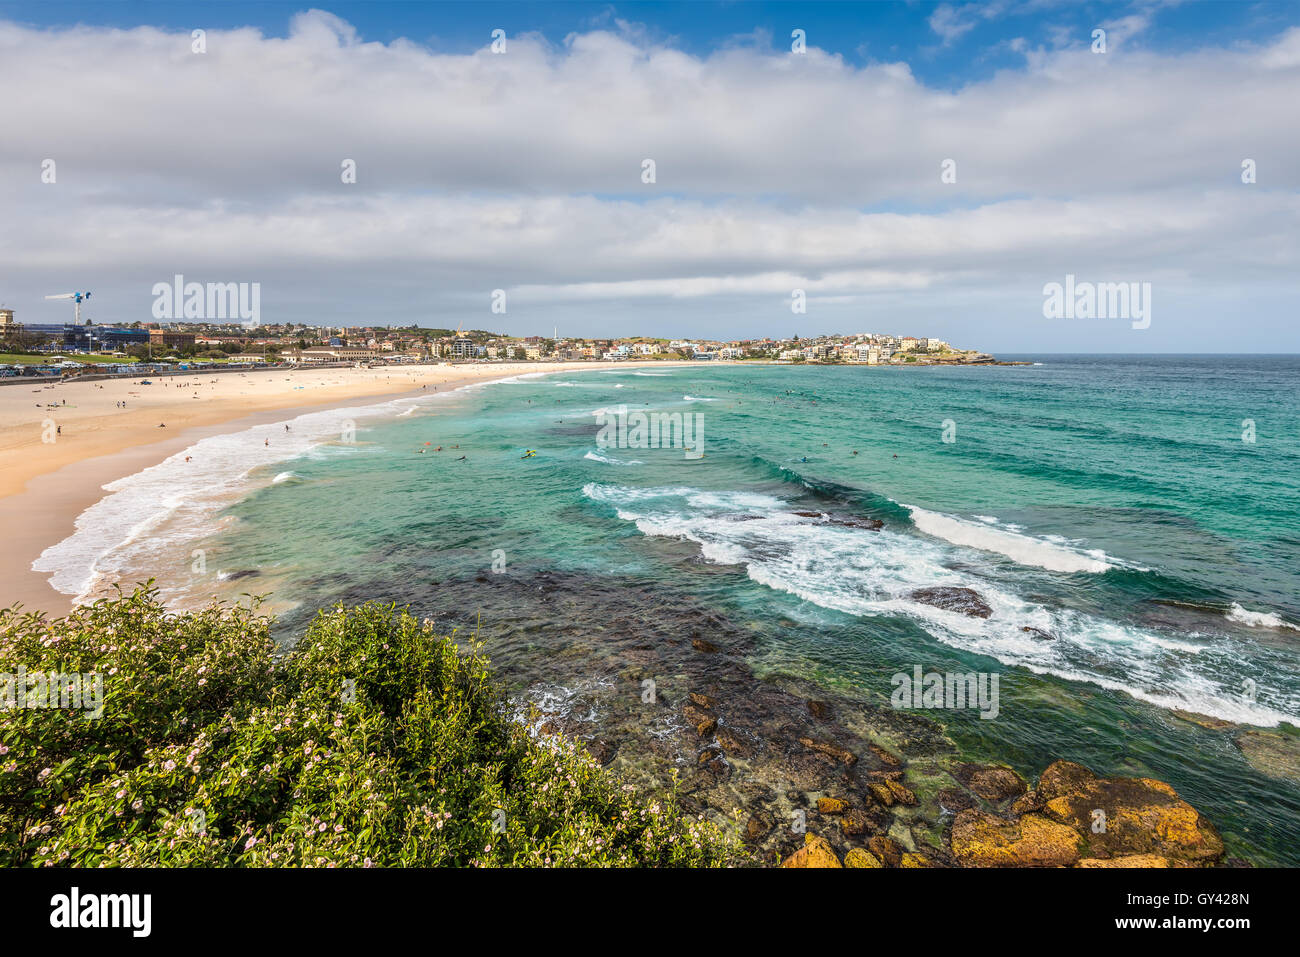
[46,291,92,325]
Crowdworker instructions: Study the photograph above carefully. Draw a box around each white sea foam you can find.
[904,505,1118,574]
[682,395,717,402]
[1226,602,1299,631]
[32,382,486,605]
[582,483,1298,727]
[584,450,643,466]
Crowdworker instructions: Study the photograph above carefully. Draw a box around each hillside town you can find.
[0,308,996,376]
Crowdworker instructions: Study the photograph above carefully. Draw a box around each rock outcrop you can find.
[780,833,842,868]
[909,586,993,618]
[949,760,1224,868]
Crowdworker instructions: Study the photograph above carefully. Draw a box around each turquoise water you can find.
[128,357,1300,864]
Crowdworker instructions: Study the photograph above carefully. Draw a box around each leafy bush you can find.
[0,588,738,867]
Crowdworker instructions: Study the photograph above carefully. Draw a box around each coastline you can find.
[0,360,690,615]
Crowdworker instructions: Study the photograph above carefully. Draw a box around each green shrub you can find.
[0,588,738,868]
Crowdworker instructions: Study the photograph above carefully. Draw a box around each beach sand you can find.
[0,360,681,615]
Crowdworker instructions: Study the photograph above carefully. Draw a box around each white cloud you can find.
[0,11,1297,347]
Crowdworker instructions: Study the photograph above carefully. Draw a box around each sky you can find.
[1,0,1297,351]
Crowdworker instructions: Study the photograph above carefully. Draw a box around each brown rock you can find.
[840,807,873,837]
[937,788,976,813]
[817,797,848,815]
[950,810,1082,868]
[1032,760,1224,865]
[691,638,720,653]
[714,727,751,757]
[799,736,858,766]
[844,847,883,868]
[869,744,903,767]
[867,836,903,868]
[968,766,1027,802]
[689,691,717,710]
[780,833,843,868]
[900,852,932,868]
[885,779,918,807]
[807,699,833,720]
[867,782,896,807]
[867,769,904,782]
[743,812,773,843]
[1076,854,1176,868]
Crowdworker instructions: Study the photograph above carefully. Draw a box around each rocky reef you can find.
[784,759,1224,868]
[327,561,1232,870]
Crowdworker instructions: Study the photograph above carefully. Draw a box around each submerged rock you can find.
[867,835,903,868]
[868,779,917,808]
[840,807,875,837]
[1171,710,1235,730]
[1234,728,1300,782]
[792,510,884,530]
[817,797,848,815]
[869,744,903,767]
[954,763,1027,802]
[807,699,833,720]
[799,736,858,766]
[909,586,993,619]
[743,811,774,844]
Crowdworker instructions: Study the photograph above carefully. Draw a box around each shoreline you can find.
[0,360,691,615]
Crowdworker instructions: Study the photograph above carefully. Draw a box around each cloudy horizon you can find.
[2,1,1298,351]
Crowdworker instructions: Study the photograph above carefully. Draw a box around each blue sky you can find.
[1,2,1298,350]
[7,1,1294,85]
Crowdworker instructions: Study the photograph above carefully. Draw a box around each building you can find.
[450,337,476,359]
[0,309,14,333]
[288,345,378,364]
[149,329,197,350]
[67,326,150,351]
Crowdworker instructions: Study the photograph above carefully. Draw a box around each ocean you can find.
[35,356,1300,864]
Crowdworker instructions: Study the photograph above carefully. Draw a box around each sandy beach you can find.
[0,360,682,615]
